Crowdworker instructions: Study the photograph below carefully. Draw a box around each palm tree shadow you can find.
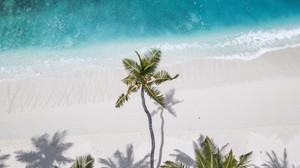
[15,130,73,168]
[170,134,229,168]
[98,144,150,168]
[252,148,300,168]
[0,151,10,168]
[151,88,183,168]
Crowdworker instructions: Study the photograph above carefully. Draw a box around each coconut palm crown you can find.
[115,48,178,108]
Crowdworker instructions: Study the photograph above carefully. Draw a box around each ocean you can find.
[1,0,300,79]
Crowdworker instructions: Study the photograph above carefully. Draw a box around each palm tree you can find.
[162,136,252,168]
[71,154,94,168]
[15,130,73,168]
[170,134,229,168]
[115,48,179,168]
[0,151,10,168]
[99,144,150,168]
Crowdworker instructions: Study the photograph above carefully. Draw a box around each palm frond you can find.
[236,151,252,168]
[142,49,161,73]
[122,58,141,74]
[135,51,144,70]
[160,161,187,168]
[222,150,237,168]
[71,154,94,168]
[152,70,179,85]
[195,149,208,168]
[115,85,139,108]
[201,137,214,166]
[115,93,129,108]
[143,85,165,108]
[122,75,137,86]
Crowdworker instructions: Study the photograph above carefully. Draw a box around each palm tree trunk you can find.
[141,87,155,168]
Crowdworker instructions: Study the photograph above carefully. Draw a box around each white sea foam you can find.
[1,26,300,80]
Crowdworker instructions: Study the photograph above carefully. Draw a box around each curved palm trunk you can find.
[141,87,155,168]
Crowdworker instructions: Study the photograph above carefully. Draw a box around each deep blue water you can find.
[1,0,300,78]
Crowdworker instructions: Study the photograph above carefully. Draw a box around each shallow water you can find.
[1,0,300,78]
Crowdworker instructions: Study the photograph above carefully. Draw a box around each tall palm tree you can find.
[115,48,179,168]
[99,144,149,168]
[15,130,73,168]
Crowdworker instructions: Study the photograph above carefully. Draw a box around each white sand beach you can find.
[0,46,300,167]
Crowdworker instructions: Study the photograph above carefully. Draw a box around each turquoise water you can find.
[1,0,300,78]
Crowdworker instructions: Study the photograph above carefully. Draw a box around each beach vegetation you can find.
[161,136,252,168]
[70,154,94,168]
[115,48,179,168]
[98,144,149,168]
[169,134,228,167]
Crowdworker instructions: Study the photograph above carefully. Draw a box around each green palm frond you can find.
[222,150,237,168]
[202,137,214,167]
[115,85,139,108]
[135,51,144,70]
[236,152,252,168]
[195,148,208,168]
[70,154,94,168]
[161,161,187,168]
[143,85,165,108]
[122,58,141,74]
[142,49,161,73]
[152,70,179,85]
[115,93,129,108]
[170,136,252,168]
[122,75,137,86]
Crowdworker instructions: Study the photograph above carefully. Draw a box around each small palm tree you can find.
[162,137,252,168]
[99,144,149,168]
[115,48,179,168]
[0,151,10,168]
[15,130,73,168]
[170,134,228,168]
[71,154,94,168]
